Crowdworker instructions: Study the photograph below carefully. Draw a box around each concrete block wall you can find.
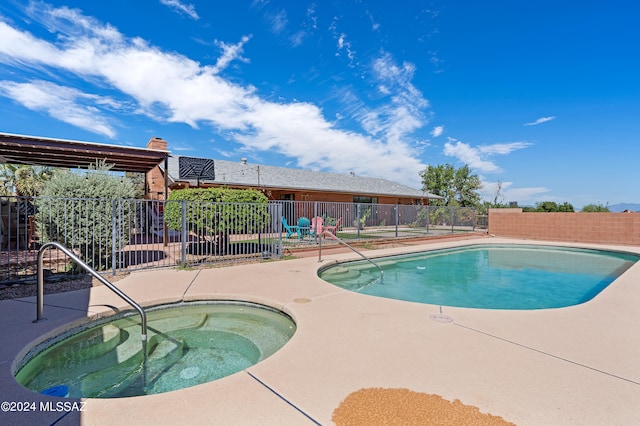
[488,209,640,245]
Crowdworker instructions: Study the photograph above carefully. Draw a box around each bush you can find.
[36,162,137,269]
[163,188,269,236]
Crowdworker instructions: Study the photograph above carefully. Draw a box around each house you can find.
[145,137,440,205]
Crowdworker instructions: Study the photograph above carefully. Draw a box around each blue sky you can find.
[0,0,638,208]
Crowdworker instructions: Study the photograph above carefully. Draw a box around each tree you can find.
[558,202,575,212]
[0,164,52,196]
[581,203,610,212]
[533,201,575,212]
[491,179,505,207]
[536,201,559,212]
[479,179,512,215]
[420,164,481,207]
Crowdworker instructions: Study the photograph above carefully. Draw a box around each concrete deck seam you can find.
[454,323,640,386]
[246,371,322,425]
[181,269,203,300]
[50,410,71,425]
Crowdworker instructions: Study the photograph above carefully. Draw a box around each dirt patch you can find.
[332,388,515,426]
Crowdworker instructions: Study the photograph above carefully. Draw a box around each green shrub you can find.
[164,188,269,236]
[36,161,137,269]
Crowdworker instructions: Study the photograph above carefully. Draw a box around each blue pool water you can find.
[319,245,639,310]
[15,301,296,398]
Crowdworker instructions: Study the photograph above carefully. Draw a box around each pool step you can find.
[321,266,361,281]
[81,335,185,398]
[37,324,125,369]
[104,313,207,365]
[148,313,208,332]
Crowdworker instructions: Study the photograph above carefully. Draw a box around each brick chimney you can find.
[147,137,168,151]
[145,137,168,200]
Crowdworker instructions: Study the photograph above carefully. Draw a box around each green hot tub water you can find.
[15,301,296,398]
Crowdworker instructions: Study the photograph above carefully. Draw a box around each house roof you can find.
[0,132,168,173]
[166,156,440,199]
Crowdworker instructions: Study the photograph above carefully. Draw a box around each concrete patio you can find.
[1,237,639,425]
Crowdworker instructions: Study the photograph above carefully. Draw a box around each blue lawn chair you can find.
[282,216,300,239]
[297,217,311,240]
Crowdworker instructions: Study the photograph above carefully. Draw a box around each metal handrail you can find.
[34,242,148,344]
[317,231,384,278]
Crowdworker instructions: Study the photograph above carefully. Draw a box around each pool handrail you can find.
[34,242,148,345]
[317,231,384,278]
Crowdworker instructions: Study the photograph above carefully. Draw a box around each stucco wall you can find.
[488,208,640,245]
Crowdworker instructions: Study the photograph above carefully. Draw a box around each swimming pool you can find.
[14,301,296,398]
[319,244,639,309]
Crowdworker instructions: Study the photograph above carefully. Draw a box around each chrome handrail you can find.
[318,231,384,278]
[34,242,147,345]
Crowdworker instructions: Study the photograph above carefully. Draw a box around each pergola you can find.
[0,132,168,173]
[0,132,173,249]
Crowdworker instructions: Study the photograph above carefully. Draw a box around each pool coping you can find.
[1,236,639,425]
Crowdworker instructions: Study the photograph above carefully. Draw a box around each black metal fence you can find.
[0,196,481,283]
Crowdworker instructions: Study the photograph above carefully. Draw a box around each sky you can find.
[0,0,638,209]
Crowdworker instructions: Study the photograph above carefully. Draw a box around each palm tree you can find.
[0,164,53,196]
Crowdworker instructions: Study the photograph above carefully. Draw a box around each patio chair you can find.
[310,216,324,239]
[297,217,311,240]
[282,216,300,239]
[324,217,342,239]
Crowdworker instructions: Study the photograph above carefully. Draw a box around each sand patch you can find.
[332,388,515,425]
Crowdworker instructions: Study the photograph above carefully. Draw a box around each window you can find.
[353,196,377,204]
[353,196,378,226]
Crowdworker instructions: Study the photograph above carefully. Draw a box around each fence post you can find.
[275,203,283,259]
[356,203,361,239]
[181,200,187,264]
[472,208,476,231]
[451,207,455,233]
[394,205,399,237]
[426,204,430,234]
[112,199,117,276]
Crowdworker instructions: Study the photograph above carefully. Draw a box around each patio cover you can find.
[0,132,168,173]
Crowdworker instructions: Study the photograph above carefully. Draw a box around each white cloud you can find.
[269,10,288,34]
[366,10,380,31]
[212,35,251,74]
[352,52,429,147]
[289,31,306,47]
[0,4,429,187]
[443,139,531,173]
[430,125,443,137]
[525,116,555,126]
[503,186,551,205]
[480,179,551,206]
[336,33,356,63]
[444,139,500,172]
[0,80,118,137]
[307,4,318,30]
[159,0,199,20]
[479,141,532,155]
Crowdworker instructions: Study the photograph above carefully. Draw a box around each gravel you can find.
[332,388,515,426]
[0,273,128,300]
